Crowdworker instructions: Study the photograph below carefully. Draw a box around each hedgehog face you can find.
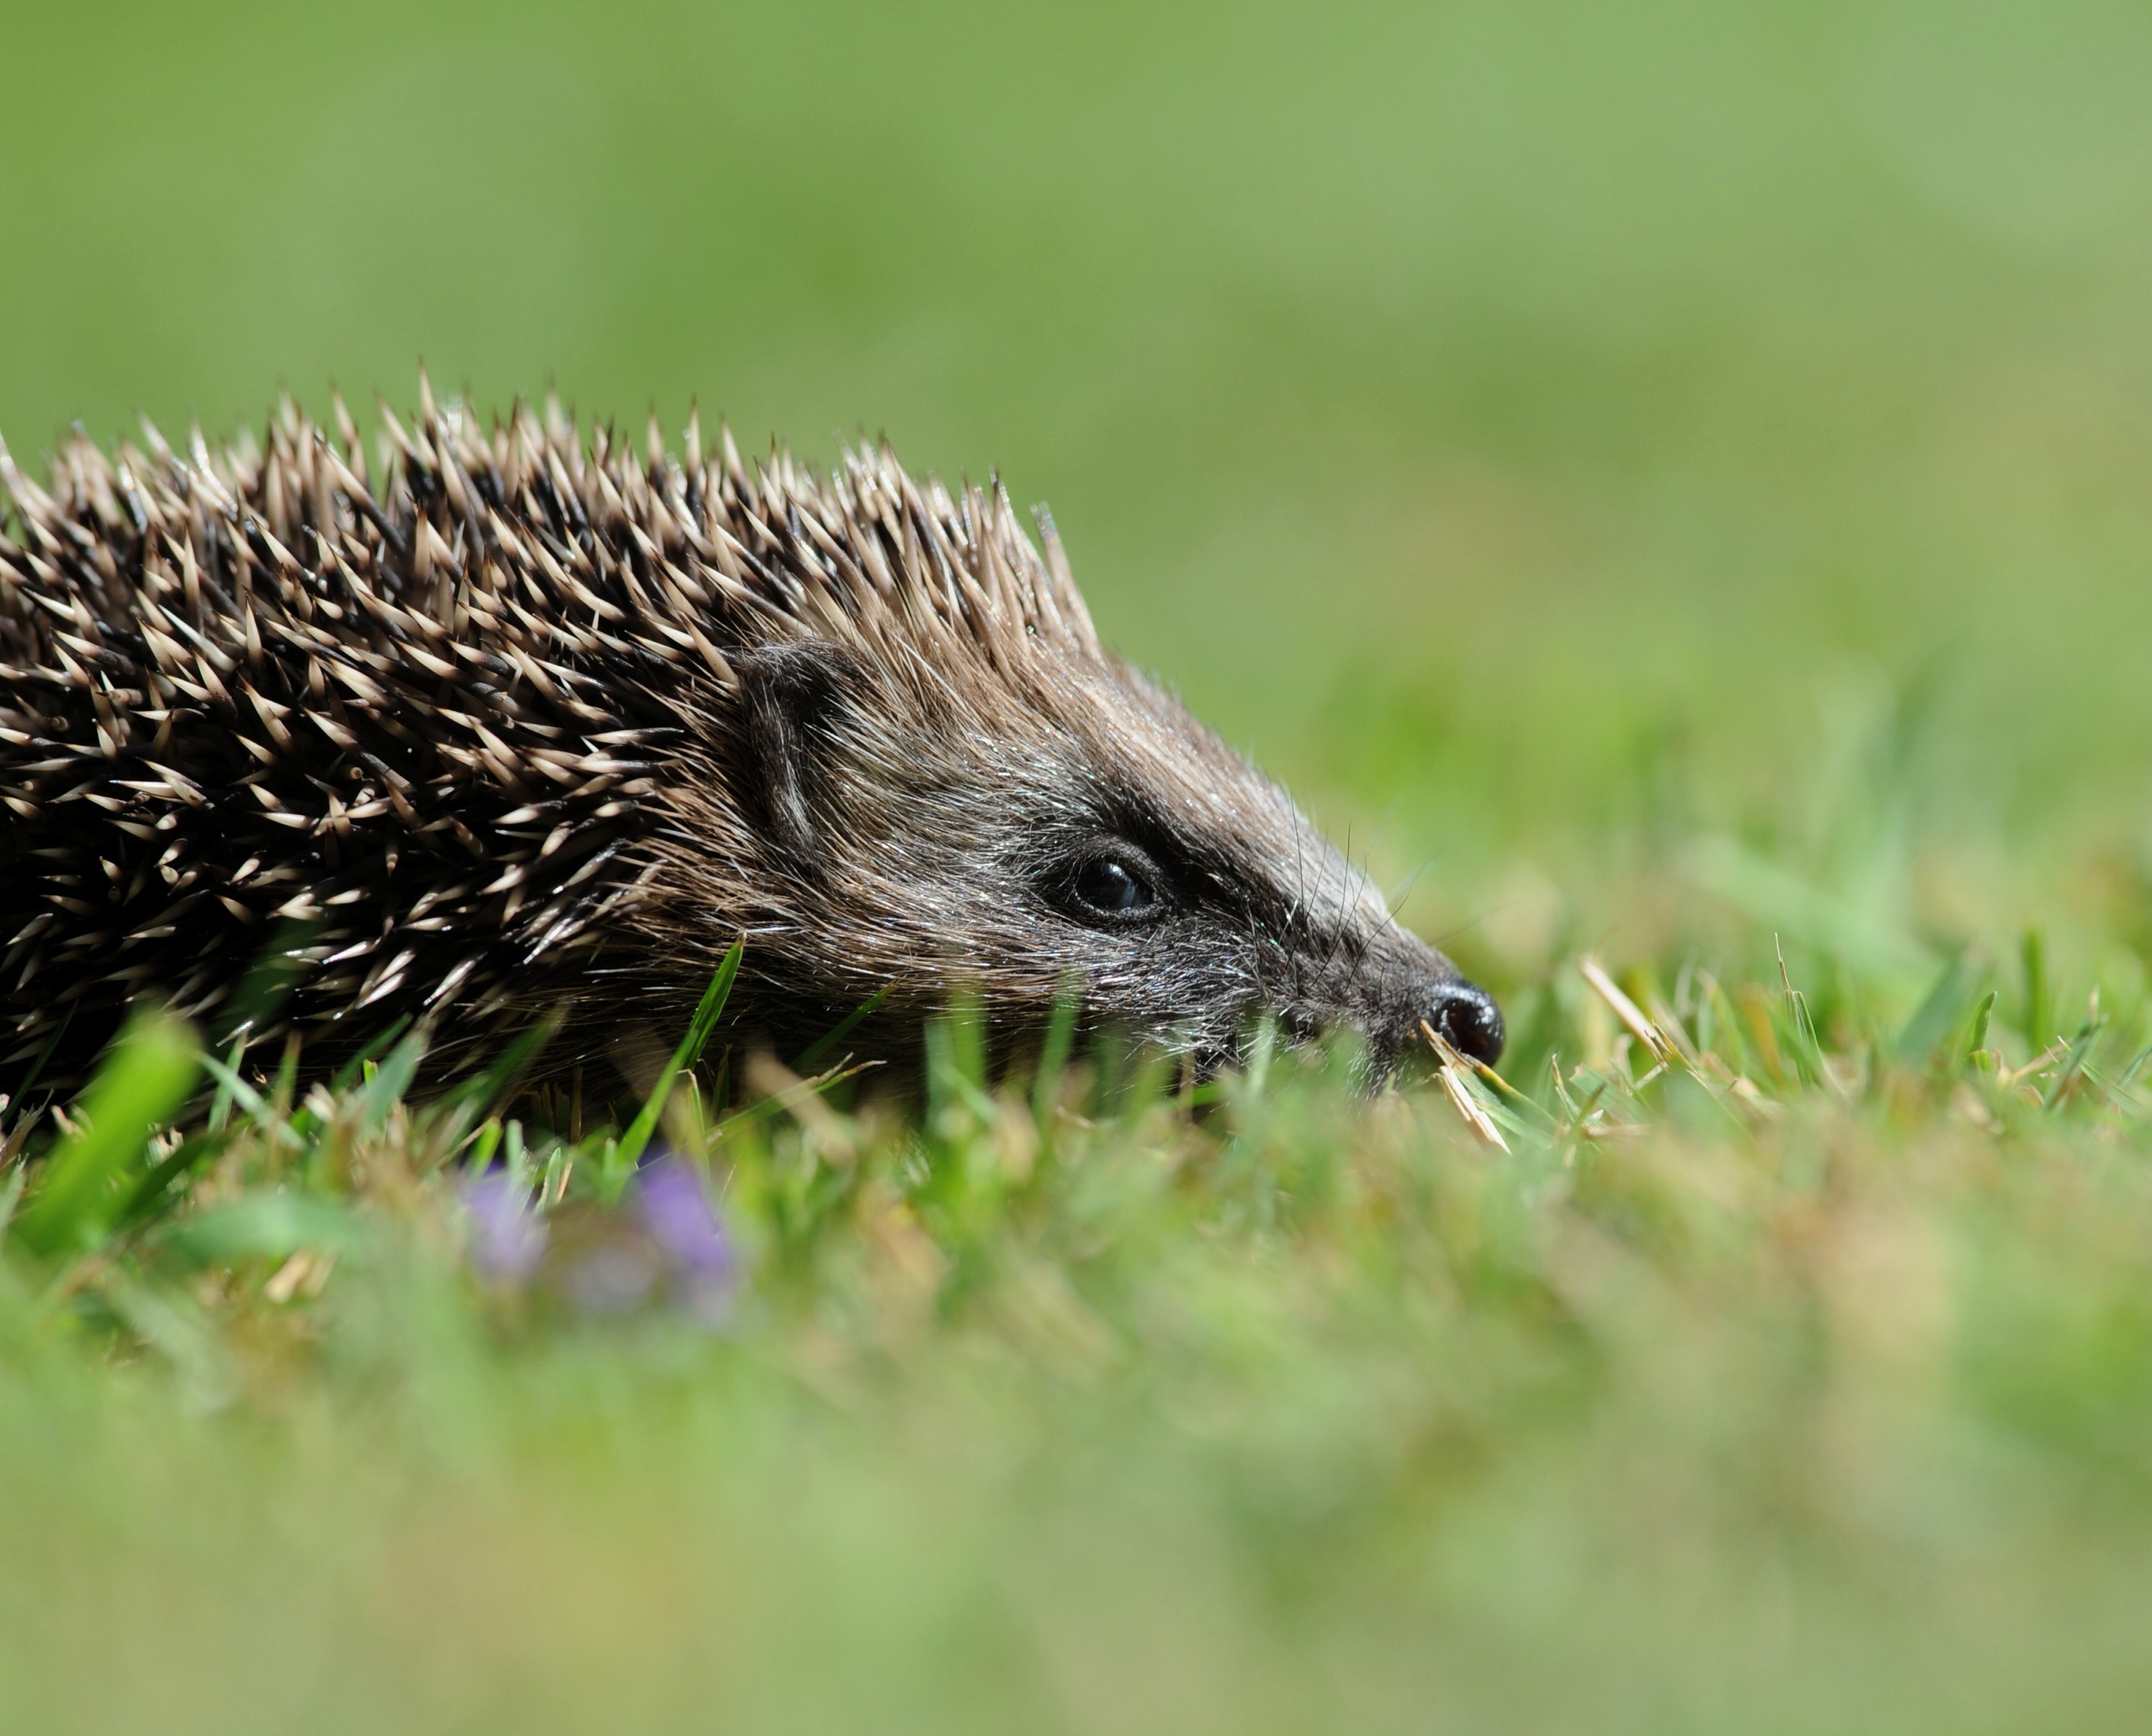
[1055,730,1501,1083]
[1014,665,1505,1082]
[705,640,1501,1085]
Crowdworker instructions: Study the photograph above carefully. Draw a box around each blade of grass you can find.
[1463,1052,1561,1130]
[11,1005,74,1104]
[2043,1016,2106,1110]
[114,1130,225,1233]
[11,1007,201,1259]
[156,1194,369,1267]
[1895,952,1979,1064]
[1030,979,1083,1129]
[1425,1023,1509,1152]
[1774,937,1828,1089]
[461,1118,505,1176]
[1580,957,1673,1064]
[354,1030,428,1134]
[712,1058,878,1146]
[2116,1039,2152,1096]
[927,1010,996,1126]
[198,1049,275,1127]
[795,983,891,1075]
[613,942,745,1178]
[286,1017,411,1140]
[207,1034,246,1133]
[935,987,989,1110]
[2021,928,2051,1051]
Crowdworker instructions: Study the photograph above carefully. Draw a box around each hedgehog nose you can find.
[1428,982,1505,1067]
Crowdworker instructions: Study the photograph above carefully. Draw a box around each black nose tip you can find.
[1429,983,1505,1067]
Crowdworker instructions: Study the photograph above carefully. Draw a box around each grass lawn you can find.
[9,1,2152,1729]
[6,879,2152,1734]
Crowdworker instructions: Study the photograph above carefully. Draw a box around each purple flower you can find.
[460,1172,548,1283]
[460,1153,739,1327]
[633,1154,739,1324]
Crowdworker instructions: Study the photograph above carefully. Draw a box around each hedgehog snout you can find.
[1343,925,1505,1076]
[1260,917,1504,1080]
[1425,979,1505,1067]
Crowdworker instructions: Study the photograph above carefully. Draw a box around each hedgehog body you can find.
[0,388,1500,1097]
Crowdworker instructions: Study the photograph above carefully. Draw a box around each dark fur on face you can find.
[0,387,1498,1096]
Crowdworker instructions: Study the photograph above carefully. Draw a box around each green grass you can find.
[10,0,2152,1727]
[6,830,2152,1732]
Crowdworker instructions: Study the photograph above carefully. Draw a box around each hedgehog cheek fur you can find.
[0,388,1497,1098]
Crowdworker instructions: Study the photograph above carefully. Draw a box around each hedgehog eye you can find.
[1061,851,1163,925]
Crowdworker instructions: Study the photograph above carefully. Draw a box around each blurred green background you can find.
[6,0,2151,957]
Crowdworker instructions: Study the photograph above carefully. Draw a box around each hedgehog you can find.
[0,384,1502,1102]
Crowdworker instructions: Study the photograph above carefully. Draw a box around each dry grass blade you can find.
[1423,1020,1510,1152]
[1580,956,1675,1064]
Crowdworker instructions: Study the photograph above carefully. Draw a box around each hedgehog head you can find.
[644,485,1502,1083]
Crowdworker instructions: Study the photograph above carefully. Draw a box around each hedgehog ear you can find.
[734,640,859,871]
